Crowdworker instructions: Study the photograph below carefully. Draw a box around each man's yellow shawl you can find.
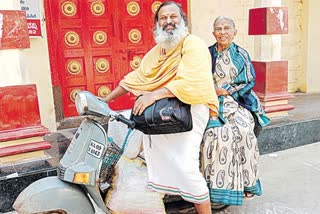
[120,34,219,117]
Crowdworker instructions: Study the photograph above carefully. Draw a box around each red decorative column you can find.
[249,7,294,117]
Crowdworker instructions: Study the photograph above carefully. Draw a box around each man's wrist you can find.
[104,96,112,103]
[150,91,160,102]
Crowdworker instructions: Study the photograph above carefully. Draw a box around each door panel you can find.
[45,0,188,117]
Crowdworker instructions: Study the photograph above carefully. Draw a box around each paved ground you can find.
[288,93,320,121]
[236,142,320,214]
[172,142,320,214]
[6,142,320,214]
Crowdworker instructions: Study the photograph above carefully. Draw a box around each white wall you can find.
[0,0,19,9]
[21,29,57,131]
[0,1,24,86]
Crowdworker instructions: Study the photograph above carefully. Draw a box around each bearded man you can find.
[103,2,218,213]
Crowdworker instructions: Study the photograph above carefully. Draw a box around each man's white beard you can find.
[154,19,188,50]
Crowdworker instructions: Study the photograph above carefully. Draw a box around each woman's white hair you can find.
[213,16,236,29]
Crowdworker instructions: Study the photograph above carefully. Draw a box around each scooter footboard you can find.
[13,176,95,214]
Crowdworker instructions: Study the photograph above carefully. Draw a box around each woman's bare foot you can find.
[243,192,254,199]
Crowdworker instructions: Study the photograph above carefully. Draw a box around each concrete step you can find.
[258,93,320,154]
[258,118,320,155]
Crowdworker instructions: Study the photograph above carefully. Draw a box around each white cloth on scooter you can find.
[105,156,165,214]
[143,104,210,204]
[107,110,144,159]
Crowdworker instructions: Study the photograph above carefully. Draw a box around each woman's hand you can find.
[215,87,229,96]
[133,93,156,116]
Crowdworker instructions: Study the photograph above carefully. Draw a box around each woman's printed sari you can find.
[201,96,262,205]
[200,43,270,205]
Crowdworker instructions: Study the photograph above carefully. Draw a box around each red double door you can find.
[44,0,188,117]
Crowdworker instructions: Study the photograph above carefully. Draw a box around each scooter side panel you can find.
[60,119,95,167]
[13,176,96,214]
[60,119,107,173]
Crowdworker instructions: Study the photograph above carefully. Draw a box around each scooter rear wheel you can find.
[211,202,230,210]
[38,210,67,214]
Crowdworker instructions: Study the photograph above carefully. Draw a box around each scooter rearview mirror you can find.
[76,91,112,117]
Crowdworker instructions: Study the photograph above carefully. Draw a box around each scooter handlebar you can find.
[116,114,135,129]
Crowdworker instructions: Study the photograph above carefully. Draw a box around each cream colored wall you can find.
[189,0,255,63]
[0,0,56,131]
[305,0,320,93]
[282,0,305,92]
[279,0,320,93]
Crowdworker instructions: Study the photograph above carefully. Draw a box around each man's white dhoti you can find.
[143,104,210,204]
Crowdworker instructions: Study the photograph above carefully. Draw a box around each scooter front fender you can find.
[13,176,96,214]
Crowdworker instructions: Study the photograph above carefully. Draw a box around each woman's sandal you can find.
[243,192,255,199]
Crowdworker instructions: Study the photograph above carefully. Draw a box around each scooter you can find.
[13,91,135,214]
[13,90,228,214]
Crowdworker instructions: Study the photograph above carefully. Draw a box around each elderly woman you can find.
[200,16,270,206]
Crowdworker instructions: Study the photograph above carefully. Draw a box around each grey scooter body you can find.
[14,118,109,214]
[13,176,95,214]
[13,91,133,214]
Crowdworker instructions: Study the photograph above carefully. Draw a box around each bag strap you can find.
[121,128,133,150]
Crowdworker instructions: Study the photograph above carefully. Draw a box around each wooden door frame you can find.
[44,0,64,123]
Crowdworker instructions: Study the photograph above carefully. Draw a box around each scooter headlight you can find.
[75,92,88,115]
[73,172,90,184]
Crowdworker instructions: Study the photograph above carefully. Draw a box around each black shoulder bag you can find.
[130,97,192,135]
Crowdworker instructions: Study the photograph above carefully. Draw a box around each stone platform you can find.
[1,93,319,213]
[258,93,320,154]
